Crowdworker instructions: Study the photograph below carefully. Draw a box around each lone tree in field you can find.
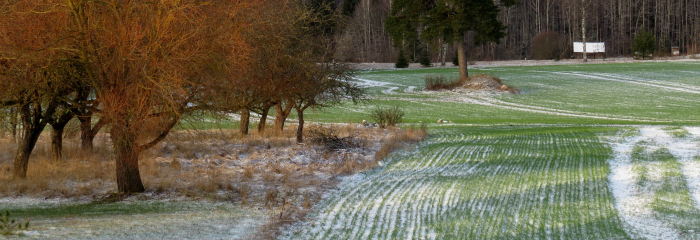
[386,0,518,80]
[633,29,656,60]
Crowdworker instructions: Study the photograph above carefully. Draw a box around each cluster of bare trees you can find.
[336,0,700,62]
[0,0,363,193]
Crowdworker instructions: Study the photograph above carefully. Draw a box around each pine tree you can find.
[386,0,518,79]
[395,50,409,68]
[633,29,656,60]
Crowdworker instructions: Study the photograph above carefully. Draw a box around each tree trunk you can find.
[295,107,304,143]
[257,103,272,134]
[78,116,94,151]
[273,101,294,132]
[112,128,145,193]
[50,111,74,162]
[13,101,58,179]
[50,125,65,162]
[239,108,250,135]
[441,43,447,66]
[582,0,587,62]
[9,107,17,143]
[13,126,42,179]
[77,115,106,151]
[457,32,469,80]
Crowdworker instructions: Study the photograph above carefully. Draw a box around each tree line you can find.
[0,0,364,193]
[335,0,700,62]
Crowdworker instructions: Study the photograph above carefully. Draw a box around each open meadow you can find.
[286,60,700,240]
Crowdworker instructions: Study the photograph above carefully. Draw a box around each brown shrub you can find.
[531,31,562,60]
[424,75,464,90]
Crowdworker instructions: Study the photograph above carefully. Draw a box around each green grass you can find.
[289,61,700,239]
[294,126,631,239]
[309,62,700,125]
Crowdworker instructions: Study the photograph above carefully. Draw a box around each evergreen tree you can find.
[386,0,518,79]
[395,50,409,68]
[633,29,656,60]
[419,49,432,67]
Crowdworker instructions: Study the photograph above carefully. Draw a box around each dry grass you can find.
[0,124,427,239]
[424,74,465,90]
[374,125,427,162]
[0,134,114,198]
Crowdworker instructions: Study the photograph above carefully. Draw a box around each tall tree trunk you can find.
[273,101,294,132]
[295,107,305,143]
[457,32,469,80]
[441,43,447,66]
[239,108,250,135]
[257,103,273,134]
[111,127,145,193]
[582,0,587,62]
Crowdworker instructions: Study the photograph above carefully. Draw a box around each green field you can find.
[291,61,700,239]
[307,61,700,125]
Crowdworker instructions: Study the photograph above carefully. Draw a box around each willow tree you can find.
[67,0,251,193]
[386,0,518,79]
[0,0,76,178]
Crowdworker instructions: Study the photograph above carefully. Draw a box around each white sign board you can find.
[573,42,605,53]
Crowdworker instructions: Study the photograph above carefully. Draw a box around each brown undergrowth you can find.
[0,123,427,239]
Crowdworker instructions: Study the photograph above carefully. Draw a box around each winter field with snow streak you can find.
[289,61,700,239]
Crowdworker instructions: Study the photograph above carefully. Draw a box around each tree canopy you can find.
[386,0,518,79]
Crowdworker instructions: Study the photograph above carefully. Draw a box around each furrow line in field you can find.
[378,177,417,239]
[473,96,660,122]
[352,177,402,239]
[364,177,416,240]
[586,72,700,91]
[546,71,700,94]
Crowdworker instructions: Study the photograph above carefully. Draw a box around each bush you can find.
[395,50,409,68]
[370,106,405,128]
[424,75,464,90]
[307,125,365,150]
[531,31,561,60]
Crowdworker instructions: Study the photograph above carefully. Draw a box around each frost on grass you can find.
[288,126,629,239]
[608,126,700,240]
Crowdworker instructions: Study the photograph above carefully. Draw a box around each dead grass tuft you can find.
[375,125,427,162]
[424,75,465,90]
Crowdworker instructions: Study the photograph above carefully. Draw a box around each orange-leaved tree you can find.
[0,0,78,178]
[67,0,251,193]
